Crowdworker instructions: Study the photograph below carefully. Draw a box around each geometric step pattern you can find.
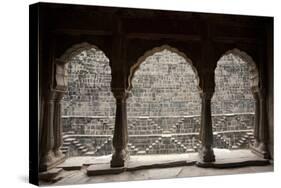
[214,130,255,149]
[62,114,255,157]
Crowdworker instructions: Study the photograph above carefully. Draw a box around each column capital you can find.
[45,89,66,102]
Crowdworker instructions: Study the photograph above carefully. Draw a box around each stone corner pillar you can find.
[39,90,66,172]
[198,91,215,164]
[52,91,66,161]
[251,89,260,148]
[110,88,129,168]
[39,91,56,172]
[39,59,68,172]
[250,88,270,159]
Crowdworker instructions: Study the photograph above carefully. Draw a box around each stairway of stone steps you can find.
[62,131,89,156]
[171,137,194,153]
[90,137,112,156]
[215,133,231,149]
[234,131,255,149]
[144,136,199,154]
[174,117,200,133]
[145,137,163,154]
[173,136,201,152]
[127,142,140,155]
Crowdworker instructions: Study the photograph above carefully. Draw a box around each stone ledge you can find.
[87,160,196,176]
[196,159,269,168]
[59,149,272,176]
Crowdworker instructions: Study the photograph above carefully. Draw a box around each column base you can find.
[39,168,63,182]
[110,149,129,168]
[40,152,66,172]
[198,146,215,163]
[54,149,65,159]
[250,142,270,159]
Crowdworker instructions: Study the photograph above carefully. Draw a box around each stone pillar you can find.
[251,89,269,159]
[40,90,66,172]
[39,92,56,172]
[52,91,65,159]
[198,91,215,163]
[39,59,67,172]
[252,91,260,147]
[110,89,129,167]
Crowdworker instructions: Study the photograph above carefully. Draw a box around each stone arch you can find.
[58,42,109,63]
[54,42,111,91]
[57,42,115,157]
[212,48,259,150]
[126,45,202,155]
[216,48,259,92]
[127,45,201,92]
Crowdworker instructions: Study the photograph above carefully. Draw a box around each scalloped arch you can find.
[216,48,259,91]
[58,42,109,63]
[54,42,111,91]
[127,45,200,91]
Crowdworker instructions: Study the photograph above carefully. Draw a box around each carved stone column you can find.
[251,89,269,159]
[110,89,129,167]
[39,92,56,172]
[198,91,215,163]
[53,91,66,160]
[39,60,67,172]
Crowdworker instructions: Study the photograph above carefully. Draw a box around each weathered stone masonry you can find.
[35,5,273,174]
[61,49,255,157]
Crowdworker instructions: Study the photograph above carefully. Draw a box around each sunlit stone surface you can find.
[61,49,255,157]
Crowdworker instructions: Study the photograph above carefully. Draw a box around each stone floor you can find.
[40,149,273,186]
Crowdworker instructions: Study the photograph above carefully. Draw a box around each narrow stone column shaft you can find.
[111,90,129,167]
[251,89,269,159]
[39,97,55,171]
[53,93,65,158]
[253,91,260,147]
[258,90,268,151]
[199,91,215,163]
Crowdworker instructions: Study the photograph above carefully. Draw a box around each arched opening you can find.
[127,45,201,156]
[211,49,259,150]
[60,43,115,158]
